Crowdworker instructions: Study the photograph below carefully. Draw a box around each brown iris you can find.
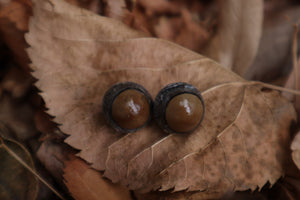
[111,89,150,130]
[102,82,153,133]
[165,93,204,133]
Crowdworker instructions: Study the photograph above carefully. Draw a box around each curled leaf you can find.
[26,0,296,197]
[203,0,263,77]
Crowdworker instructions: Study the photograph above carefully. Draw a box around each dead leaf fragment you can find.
[63,156,132,200]
[154,9,210,52]
[37,140,71,181]
[127,0,215,52]
[26,0,296,197]
[291,132,300,170]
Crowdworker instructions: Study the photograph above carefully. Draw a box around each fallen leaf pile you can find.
[26,0,296,198]
[110,0,217,52]
[1,0,300,199]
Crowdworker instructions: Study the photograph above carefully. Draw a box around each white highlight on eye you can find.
[179,99,191,114]
[128,99,140,115]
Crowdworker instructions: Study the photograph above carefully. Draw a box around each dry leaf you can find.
[291,132,300,170]
[154,9,210,52]
[203,0,263,77]
[128,0,215,52]
[26,0,296,198]
[37,140,71,181]
[37,138,131,200]
[0,133,38,200]
[245,6,300,82]
[64,156,132,200]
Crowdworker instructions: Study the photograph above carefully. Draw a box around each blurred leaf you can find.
[204,0,263,77]
[245,6,300,82]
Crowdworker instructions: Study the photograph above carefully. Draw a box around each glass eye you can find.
[102,82,153,133]
[154,82,204,134]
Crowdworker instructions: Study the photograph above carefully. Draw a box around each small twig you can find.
[0,137,66,200]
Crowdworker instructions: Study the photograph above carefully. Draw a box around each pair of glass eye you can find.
[102,82,205,134]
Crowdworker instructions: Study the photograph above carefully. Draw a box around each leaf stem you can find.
[251,81,300,95]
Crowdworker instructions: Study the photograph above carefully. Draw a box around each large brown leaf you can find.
[26,0,296,197]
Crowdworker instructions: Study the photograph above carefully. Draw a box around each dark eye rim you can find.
[153,82,205,134]
[102,82,153,133]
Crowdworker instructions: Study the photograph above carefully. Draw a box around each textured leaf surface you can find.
[26,0,296,196]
